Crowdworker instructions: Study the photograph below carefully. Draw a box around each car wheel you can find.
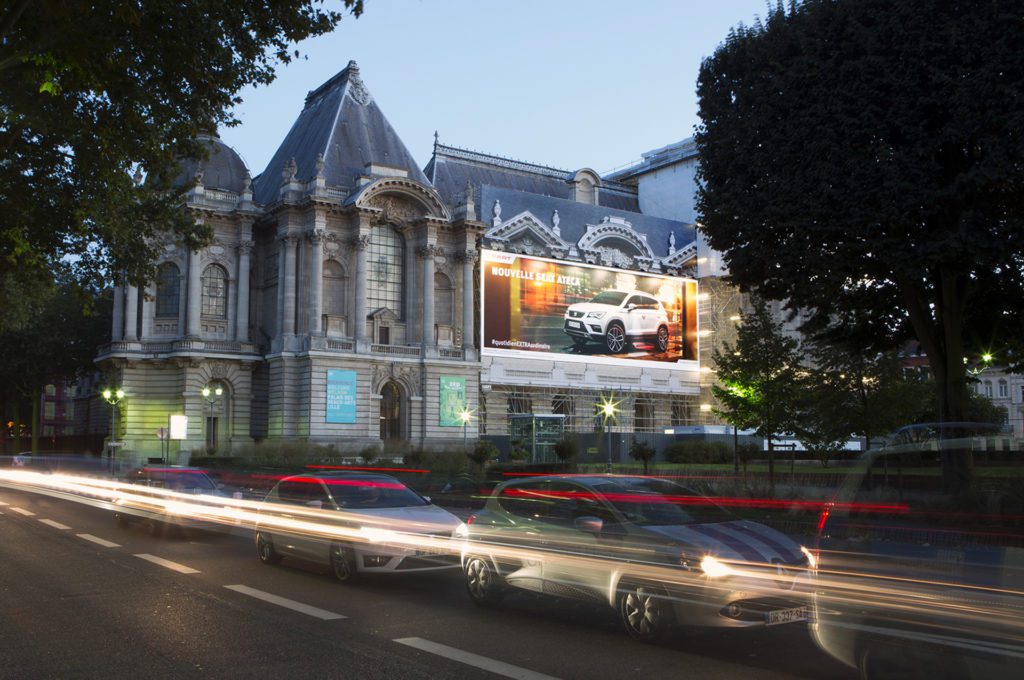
[464,555,504,606]
[330,543,358,583]
[858,640,965,680]
[605,322,627,353]
[256,532,282,565]
[618,582,673,641]
[656,325,669,352]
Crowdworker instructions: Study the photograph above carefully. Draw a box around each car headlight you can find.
[700,555,736,578]
[586,311,606,319]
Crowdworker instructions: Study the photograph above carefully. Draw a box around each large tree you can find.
[0,0,363,332]
[696,0,1024,491]
[712,298,803,491]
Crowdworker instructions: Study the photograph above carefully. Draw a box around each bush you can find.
[358,445,379,465]
[629,440,656,473]
[468,439,499,468]
[509,439,530,460]
[663,440,733,464]
[553,436,579,464]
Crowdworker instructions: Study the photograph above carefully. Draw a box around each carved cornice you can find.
[237,240,256,256]
[416,244,442,260]
[350,234,372,251]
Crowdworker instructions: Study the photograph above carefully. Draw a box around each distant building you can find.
[95,61,703,462]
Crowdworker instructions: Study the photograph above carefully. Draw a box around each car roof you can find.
[280,471,401,483]
[499,474,652,488]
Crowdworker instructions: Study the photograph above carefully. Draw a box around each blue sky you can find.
[220,0,770,180]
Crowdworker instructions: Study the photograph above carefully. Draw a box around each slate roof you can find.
[425,143,640,213]
[253,61,428,205]
[480,185,694,259]
[174,134,251,194]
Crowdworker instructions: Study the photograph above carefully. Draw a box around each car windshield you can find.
[149,469,217,491]
[324,478,428,509]
[588,291,627,306]
[590,478,735,526]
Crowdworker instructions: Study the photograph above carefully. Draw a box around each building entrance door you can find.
[380,382,402,440]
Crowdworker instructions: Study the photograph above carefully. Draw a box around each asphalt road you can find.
[0,485,855,680]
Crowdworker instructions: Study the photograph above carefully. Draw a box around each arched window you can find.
[367,225,404,319]
[155,262,180,317]
[201,264,228,318]
[323,260,348,317]
[434,272,453,325]
[380,381,403,441]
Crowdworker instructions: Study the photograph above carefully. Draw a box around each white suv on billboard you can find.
[563,290,671,353]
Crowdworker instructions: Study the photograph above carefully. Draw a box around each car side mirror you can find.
[421,495,432,504]
[305,500,323,509]
[574,516,604,534]
[626,303,637,311]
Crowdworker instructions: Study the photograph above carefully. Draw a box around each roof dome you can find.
[174,134,250,193]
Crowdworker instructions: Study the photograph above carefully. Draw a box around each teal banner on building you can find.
[326,369,357,423]
[439,376,467,427]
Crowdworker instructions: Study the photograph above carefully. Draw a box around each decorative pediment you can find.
[662,240,698,268]
[368,307,400,322]
[350,177,451,221]
[484,211,569,251]
[576,216,656,260]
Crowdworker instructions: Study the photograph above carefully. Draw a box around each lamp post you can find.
[201,384,223,453]
[597,394,618,474]
[102,387,125,475]
[459,407,474,455]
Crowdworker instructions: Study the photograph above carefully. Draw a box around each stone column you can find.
[111,285,124,341]
[124,285,139,341]
[308,231,324,335]
[236,241,253,341]
[281,235,297,335]
[353,233,370,344]
[187,248,202,337]
[141,283,154,339]
[176,267,187,337]
[419,245,436,347]
[461,250,476,351]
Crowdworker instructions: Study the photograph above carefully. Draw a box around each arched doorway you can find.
[379,381,403,441]
[202,380,231,453]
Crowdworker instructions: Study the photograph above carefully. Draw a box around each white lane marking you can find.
[0,500,9,505]
[393,637,561,680]
[39,519,71,530]
[134,553,201,574]
[10,507,35,516]
[77,534,121,548]
[224,585,346,620]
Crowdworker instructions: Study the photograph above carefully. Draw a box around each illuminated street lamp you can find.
[102,387,125,475]
[459,407,474,454]
[597,394,619,474]
[201,384,223,453]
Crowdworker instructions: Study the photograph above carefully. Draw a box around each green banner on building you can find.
[439,376,467,427]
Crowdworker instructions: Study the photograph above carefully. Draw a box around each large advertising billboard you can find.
[481,250,698,369]
[325,369,357,423]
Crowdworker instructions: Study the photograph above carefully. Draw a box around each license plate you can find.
[567,320,581,328]
[765,606,808,626]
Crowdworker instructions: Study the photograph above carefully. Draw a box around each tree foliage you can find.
[0,0,363,332]
[628,439,655,475]
[696,0,1024,490]
[711,298,803,488]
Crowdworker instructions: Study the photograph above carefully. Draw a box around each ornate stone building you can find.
[96,61,700,461]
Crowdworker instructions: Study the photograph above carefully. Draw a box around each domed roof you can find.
[174,134,250,194]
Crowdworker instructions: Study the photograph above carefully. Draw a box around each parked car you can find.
[255,472,463,581]
[812,438,1024,679]
[113,465,227,535]
[563,290,671,353]
[461,475,813,640]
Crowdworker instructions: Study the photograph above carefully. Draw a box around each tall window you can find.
[998,379,1008,398]
[552,394,573,430]
[634,399,655,432]
[201,264,228,318]
[156,262,180,317]
[984,380,993,398]
[508,392,532,415]
[434,272,454,325]
[671,398,692,426]
[323,260,348,317]
[367,225,404,319]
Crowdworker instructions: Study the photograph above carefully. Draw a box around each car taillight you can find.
[466,514,476,525]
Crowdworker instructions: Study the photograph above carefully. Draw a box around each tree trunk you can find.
[30,387,39,453]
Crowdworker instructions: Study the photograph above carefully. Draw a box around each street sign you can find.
[108,441,127,447]
[169,415,188,440]
[157,427,168,440]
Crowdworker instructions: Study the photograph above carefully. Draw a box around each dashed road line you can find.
[393,637,561,680]
[77,534,121,548]
[224,585,346,620]
[9,507,35,516]
[134,553,201,574]
[39,519,71,530]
